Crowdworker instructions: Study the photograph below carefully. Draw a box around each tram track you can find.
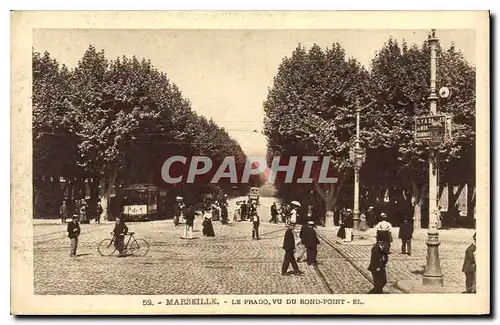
[33,225,106,245]
[314,232,374,294]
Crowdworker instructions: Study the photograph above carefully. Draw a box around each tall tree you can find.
[33,46,249,218]
[264,43,371,218]
[367,37,475,227]
[32,50,76,216]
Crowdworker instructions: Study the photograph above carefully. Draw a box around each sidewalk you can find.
[33,218,114,225]
[317,226,472,294]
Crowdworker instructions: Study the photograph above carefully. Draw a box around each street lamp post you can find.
[352,108,362,235]
[423,29,444,286]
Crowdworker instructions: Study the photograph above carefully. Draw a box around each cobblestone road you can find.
[34,216,377,295]
[317,227,472,292]
[34,197,470,295]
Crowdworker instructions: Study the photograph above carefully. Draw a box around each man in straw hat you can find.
[462,232,476,293]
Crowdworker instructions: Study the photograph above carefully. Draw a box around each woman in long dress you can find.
[202,209,216,237]
[337,210,346,240]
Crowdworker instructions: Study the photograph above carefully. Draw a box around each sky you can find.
[33,29,476,157]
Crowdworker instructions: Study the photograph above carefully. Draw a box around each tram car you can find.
[122,183,166,221]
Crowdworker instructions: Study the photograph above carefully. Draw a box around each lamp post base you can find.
[352,211,361,241]
[422,231,444,286]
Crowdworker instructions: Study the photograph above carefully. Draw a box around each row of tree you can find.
[33,46,252,219]
[263,37,475,228]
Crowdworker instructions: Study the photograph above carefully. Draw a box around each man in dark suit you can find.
[270,202,278,223]
[366,206,376,228]
[398,218,414,255]
[251,211,260,240]
[300,221,320,265]
[113,214,129,257]
[462,232,476,293]
[281,224,303,276]
[67,214,81,257]
[182,204,195,239]
[240,201,248,221]
[367,240,389,294]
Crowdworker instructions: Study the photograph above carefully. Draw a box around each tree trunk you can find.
[411,180,426,229]
[414,202,422,229]
[467,181,475,227]
[102,167,118,221]
[313,170,345,227]
[88,177,100,221]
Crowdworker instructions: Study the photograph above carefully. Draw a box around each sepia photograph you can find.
[11,11,490,315]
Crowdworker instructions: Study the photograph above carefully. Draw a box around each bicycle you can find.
[97,232,150,257]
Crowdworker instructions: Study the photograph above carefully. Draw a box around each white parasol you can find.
[290,201,301,207]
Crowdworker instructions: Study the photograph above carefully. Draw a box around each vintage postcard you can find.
[11,11,490,315]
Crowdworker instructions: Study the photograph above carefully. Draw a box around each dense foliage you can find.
[33,46,248,218]
[264,38,475,227]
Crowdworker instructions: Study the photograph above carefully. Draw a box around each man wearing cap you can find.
[67,214,81,257]
[367,239,389,293]
[281,223,303,276]
[375,213,393,254]
[462,232,476,293]
[300,221,320,265]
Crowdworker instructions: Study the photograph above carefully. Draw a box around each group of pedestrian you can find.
[60,199,104,224]
[64,194,477,295]
[281,220,320,276]
[264,201,297,226]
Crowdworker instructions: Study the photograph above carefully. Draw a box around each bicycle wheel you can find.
[97,238,116,256]
[129,238,149,256]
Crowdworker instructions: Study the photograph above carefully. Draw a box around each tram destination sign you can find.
[414,114,447,141]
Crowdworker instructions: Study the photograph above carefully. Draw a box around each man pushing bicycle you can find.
[114,213,129,257]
